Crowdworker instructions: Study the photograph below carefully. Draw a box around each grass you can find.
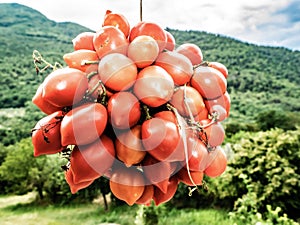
[0,193,233,225]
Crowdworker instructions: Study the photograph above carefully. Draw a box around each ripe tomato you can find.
[98,53,137,91]
[155,51,193,85]
[169,85,205,117]
[127,35,159,68]
[32,111,64,157]
[129,21,167,52]
[70,135,115,184]
[142,116,182,162]
[103,10,130,38]
[200,119,225,147]
[93,26,128,59]
[204,146,227,177]
[176,43,203,65]
[177,167,204,186]
[208,61,228,79]
[107,91,141,129]
[153,176,179,206]
[135,184,154,206]
[133,65,174,108]
[72,31,96,51]
[193,107,209,121]
[42,67,88,107]
[110,165,145,206]
[65,169,94,194]
[115,125,146,167]
[32,84,61,115]
[60,103,107,146]
[183,137,209,172]
[204,91,231,118]
[191,66,227,100]
[142,155,172,193]
[63,50,99,73]
[165,30,176,51]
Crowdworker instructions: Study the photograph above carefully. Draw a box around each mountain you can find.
[0,3,299,125]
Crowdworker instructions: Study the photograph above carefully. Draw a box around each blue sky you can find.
[1,0,299,50]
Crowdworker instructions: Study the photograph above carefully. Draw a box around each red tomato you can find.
[155,51,193,85]
[42,67,88,107]
[98,53,138,91]
[72,31,96,51]
[177,167,204,186]
[133,65,174,108]
[63,50,99,73]
[127,35,159,68]
[110,165,145,206]
[115,125,146,167]
[153,176,179,206]
[107,91,141,129]
[204,91,231,118]
[191,66,227,100]
[169,85,206,117]
[60,103,107,146]
[70,135,115,184]
[193,107,209,121]
[32,111,64,157]
[93,26,128,59]
[142,117,182,162]
[200,119,225,148]
[129,21,167,52]
[65,169,94,194]
[135,184,154,206]
[32,84,62,115]
[204,146,227,177]
[183,137,209,172]
[103,10,130,38]
[208,61,228,79]
[165,30,176,51]
[142,155,172,193]
[176,43,203,65]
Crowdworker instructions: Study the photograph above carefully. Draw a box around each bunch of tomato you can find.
[31,10,230,206]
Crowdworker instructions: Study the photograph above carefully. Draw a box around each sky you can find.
[1,0,300,51]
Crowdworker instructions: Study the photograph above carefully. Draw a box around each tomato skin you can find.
[72,31,96,51]
[70,135,115,184]
[129,21,167,52]
[200,119,225,147]
[155,51,193,85]
[32,111,64,157]
[204,146,227,177]
[93,26,128,59]
[208,61,228,79]
[60,103,107,146]
[165,30,176,51]
[110,165,145,206]
[42,67,88,107]
[63,50,99,73]
[98,53,137,91]
[115,125,146,167]
[153,176,179,206]
[176,43,203,65]
[107,91,141,129]
[142,155,172,193]
[133,65,174,108]
[191,66,227,100]
[103,10,130,38]
[127,35,159,68]
[135,184,154,206]
[65,169,94,194]
[170,85,205,117]
[177,167,204,186]
[204,91,231,118]
[32,84,62,115]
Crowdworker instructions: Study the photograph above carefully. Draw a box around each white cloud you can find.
[0,0,299,50]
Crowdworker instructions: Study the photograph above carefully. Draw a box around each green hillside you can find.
[0,3,299,132]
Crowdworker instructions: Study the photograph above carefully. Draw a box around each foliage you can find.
[210,128,300,220]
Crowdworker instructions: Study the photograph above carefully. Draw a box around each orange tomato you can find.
[103,10,130,38]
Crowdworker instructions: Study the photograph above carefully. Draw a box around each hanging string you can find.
[140,0,143,21]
